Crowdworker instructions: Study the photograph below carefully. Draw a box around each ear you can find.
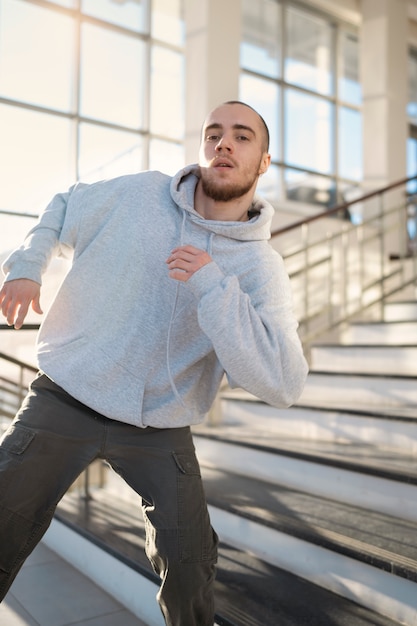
[258,153,271,175]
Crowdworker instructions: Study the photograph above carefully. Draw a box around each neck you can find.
[194,181,254,222]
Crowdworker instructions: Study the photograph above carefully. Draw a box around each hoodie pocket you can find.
[38,336,145,424]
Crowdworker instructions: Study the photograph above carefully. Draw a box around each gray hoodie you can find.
[2,164,308,427]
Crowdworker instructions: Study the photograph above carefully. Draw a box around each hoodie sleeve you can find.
[186,251,308,408]
[2,187,77,284]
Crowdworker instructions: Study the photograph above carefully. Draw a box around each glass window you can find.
[0,0,75,112]
[407,137,417,194]
[80,23,145,128]
[150,46,184,140]
[285,169,336,207]
[78,123,144,182]
[81,0,148,33]
[0,214,39,255]
[241,0,362,210]
[285,6,333,96]
[285,89,333,175]
[0,0,186,252]
[408,51,417,124]
[149,139,184,175]
[241,0,281,79]
[339,107,362,181]
[239,73,280,160]
[257,164,282,203]
[0,103,75,214]
[152,0,184,46]
[339,31,361,105]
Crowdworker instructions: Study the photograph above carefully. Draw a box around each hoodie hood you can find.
[170,164,274,242]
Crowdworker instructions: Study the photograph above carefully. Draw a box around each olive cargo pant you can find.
[0,374,218,626]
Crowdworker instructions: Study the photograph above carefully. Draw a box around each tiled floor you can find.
[0,543,148,626]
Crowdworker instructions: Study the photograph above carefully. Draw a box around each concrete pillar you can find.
[361,0,408,190]
[184,0,242,163]
[360,0,408,255]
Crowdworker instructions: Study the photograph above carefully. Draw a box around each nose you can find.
[215,136,232,152]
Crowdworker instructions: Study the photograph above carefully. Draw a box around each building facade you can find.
[0,0,416,251]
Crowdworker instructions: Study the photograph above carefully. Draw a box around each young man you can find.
[0,101,308,625]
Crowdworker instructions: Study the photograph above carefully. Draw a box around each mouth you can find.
[213,158,234,168]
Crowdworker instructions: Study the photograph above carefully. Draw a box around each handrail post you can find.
[358,222,365,311]
[378,191,385,311]
[328,232,334,328]
[271,174,417,348]
[19,365,24,405]
[301,222,309,338]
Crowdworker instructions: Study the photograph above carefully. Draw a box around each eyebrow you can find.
[204,123,257,137]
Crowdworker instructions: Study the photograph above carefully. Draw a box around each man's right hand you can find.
[0,279,43,330]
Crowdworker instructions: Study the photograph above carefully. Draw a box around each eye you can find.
[206,134,220,141]
[237,135,250,141]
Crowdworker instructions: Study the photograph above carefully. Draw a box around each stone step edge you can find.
[207,494,417,583]
[209,506,417,626]
[307,369,417,381]
[220,393,417,422]
[195,431,417,485]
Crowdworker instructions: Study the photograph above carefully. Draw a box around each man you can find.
[0,101,308,625]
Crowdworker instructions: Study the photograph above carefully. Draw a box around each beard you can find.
[200,167,260,202]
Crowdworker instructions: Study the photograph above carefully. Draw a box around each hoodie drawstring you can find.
[207,232,214,256]
[166,217,215,409]
[166,211,187,408]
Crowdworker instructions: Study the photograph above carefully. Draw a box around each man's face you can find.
[198,103,271,203]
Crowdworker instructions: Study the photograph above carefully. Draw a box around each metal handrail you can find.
[0,209,38,219]
[271,175,417,353]
[0,350,38,371]
[271,176,416,237]
[0,351,37,428]
[0,349,101,498]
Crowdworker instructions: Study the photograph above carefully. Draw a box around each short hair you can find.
[223,100,270,153]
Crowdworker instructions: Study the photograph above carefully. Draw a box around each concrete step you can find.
[193,432,417,523]
[340,320,417,344]
[310,344,417,375]
[194,432,417,624]
[54,462,410,626]
[215,396,417,455]
[203,463,417,626]
[384,300,417,322]
[298,371,417,411]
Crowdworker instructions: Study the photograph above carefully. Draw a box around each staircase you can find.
[2,177,417,625]
[190,296,417,626]
[42,294,417,626]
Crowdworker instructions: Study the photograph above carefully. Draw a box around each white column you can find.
[360,0,408,255]
[184,0,242,163]
[361,0,408,190]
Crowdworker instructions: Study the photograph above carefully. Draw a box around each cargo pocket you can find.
[0,424,35,455]
[0,424,36,502]
[0,423,51,576]
[173,450,217,563]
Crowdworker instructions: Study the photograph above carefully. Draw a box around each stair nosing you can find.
[194,431,417,485]
[209,499,417,583]
[221,394,417,422]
